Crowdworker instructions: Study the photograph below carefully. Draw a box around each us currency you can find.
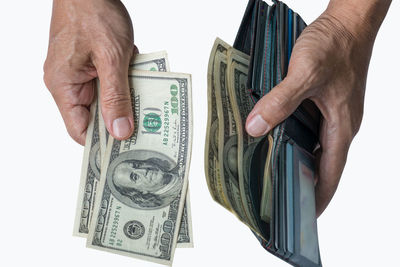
[228,61,262,234]
[260,134,273,223]
[74,52,193,248]
[213,50,235,212]
[99,51,171,157]
[176,187,193,247]
[73,88,102,237]
[87,70,192,265]
[204,38,232,211]
[213,46,248,223]
[217,47,256,225]
[133,54,193,248]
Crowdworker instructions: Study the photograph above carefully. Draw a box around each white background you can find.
[0,0,399,266]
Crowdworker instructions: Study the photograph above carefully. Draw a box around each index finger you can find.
[315,118,352,217]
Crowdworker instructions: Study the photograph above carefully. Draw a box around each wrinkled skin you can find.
[246,1,391,216]
[44,0,136,145]
[44,0,391,217]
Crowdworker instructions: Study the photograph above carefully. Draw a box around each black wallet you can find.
[233,0,323,266]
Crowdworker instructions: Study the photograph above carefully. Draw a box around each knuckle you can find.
[269,91,289,107]
[267,91,292,117]
[295,59,321,91]
[98,49,120,66]
[101,90,130,110]
[351,111,363,136]
[68,128,85,146]
[43,71,52,90]
[95,44,131,67]
[43,61,52,89]
[64,114,88,145]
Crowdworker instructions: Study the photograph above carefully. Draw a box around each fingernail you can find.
[112,117,132,139]
[246,114,270,137]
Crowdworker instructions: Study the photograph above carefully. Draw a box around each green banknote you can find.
[228,61,263,234]
[87,70,192,265]
[204,38,232,211]
[219,47,254,224]
[74,52,193,248]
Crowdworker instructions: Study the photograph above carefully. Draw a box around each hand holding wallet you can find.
[205,0,322,266]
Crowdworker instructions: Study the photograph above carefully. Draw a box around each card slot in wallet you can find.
[282,114,319,154]
[232,0,323,266]
[266,134,322,266]
[234,0,259,54]
[290,141,321,267]
[248,136,271,240]
[294,99,321,135]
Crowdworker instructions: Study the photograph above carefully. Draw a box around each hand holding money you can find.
[74,52,193,265]
[43,0,392,266]
[44,1,195,265]
[44,0,136,145]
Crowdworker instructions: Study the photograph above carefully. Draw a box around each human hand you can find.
[44,0,136,145]
[245,0,390,217]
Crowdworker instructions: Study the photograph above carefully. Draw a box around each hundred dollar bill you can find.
[204,38,232,210]
[214,47,250,222]
[260,134,273,223]
[74,52,170,237]
[213,51,234,212]
[130,51,171,70]
[87,70,192,265]
[218,47,253,225]
[75,52,193,248]
[73,85,102,237]
[131,52,193,248]
[228,61,262,234]
[176,187,193,247]
[99,51,170,156]
[227,47,251,70]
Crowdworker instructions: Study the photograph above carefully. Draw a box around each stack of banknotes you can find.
[74,51,193,266]
[205,0,322,266]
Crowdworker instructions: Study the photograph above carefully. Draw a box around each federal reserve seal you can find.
[123,220,145,240]
[143,112,162,133]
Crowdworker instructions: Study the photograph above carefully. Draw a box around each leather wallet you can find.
[233,1,323,266]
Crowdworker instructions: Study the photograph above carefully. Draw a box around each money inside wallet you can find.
[205,0,322,266]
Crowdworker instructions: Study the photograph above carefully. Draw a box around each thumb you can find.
[95,52,134,140]
[245,76,307,137]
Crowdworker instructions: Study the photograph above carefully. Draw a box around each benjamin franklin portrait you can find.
[106,150,182,209]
